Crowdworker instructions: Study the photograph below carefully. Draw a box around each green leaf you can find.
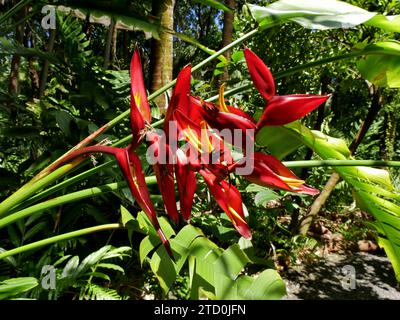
[239,269,286,300]
[214,244,250,281]
[54,110,74,136]
[139,235,160,266]
[170,225,203,271]
[87,272,111,282]
[23,222,47,242]
[120,205,139,241]
[366,14,400,33]
[74,245,111,277]
[357,52,400,88]
[254,188,281,208]
[247,0,376,30]
[0,277,38,299]
[0,248,16,267]
[57,6,160,39]
[150,246,177,295]
[256,125,303,159]
[61,256,80,278]
[96,263,125,274]
[192,0,232,12]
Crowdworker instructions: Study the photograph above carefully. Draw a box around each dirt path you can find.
[283,252,400,300]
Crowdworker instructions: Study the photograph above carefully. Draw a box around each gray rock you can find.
[283,252,400,300]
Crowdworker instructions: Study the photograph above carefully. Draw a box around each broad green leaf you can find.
[247,0,376,30]
[354,166,393,190]
[0,277,38,300]
[355,41,400,88]
[349,179,400,201]
[158,216,176,239]
[188,237,221,299]
[240,269,286,300]
[213,244,251,280]
[256,125,303,159]
[139,235,160,266]
[214,275,238,299]
[357,53,400,87]
[170,225,203,271]
[53,255,72,267]
[54,110,74,136]
[366,14,400,33]
[150,246,177,295]
[120,205,138,242]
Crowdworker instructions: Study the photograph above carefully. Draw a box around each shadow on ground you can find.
[283,252,400,300]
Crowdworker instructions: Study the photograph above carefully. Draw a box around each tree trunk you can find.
[150,0,175,111]
[104,18,116,69]
[220,0,235,83]
[8,5,27,117]
[299,84,382,236]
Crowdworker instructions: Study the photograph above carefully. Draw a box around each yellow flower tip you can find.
[228,206,247,225]
[278,175,305,187]
[134,93,141,108]
[218,84,230,113]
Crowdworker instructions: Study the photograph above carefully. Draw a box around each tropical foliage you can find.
[1,0,400,300]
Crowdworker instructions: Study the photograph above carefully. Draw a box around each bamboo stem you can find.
[0,224,122,260]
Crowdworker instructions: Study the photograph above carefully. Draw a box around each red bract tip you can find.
[175,150,197,222]
[257,94,330,128]
[165,64,192,128]
[250,153,319,195]
[244,48,275,101]
[130,49,151,147]
[200,169,252,239]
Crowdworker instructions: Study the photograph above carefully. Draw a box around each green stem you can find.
[0,162,81,216]
[283,159,400,168]
[10,160,116,213]
[0,177,157,230]
[0,223,122,260]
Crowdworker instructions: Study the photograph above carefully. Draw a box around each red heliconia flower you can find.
[146,131,180,224]
[190,96,257,136]
[164,64,192,127]
[199,168,252,239]
[130,48,152,148]
[243,47,275,101]
[163,65,199,222]
[233,152,319,195]
[51,50,173,255]
[52,145,172,255]
[243,48,330,130]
